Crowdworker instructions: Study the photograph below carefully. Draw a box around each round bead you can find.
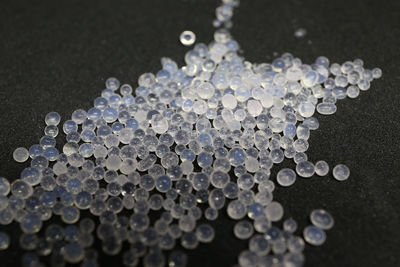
[265,201,284,222]
[180,31,196,46]
[227,200,247,220]
[295,161,315,178]
[0,177,10,196]
[234,220,254,240]
[13,147,29,163]
[276,168,296,187]
[315,160,329,176]
[21,213,42,234]
[45,112,61,126]
[195,224,215,243]
[332,164,350,181]
[310,209,334,230]
[0,232,10,250]
[303,225,326,246]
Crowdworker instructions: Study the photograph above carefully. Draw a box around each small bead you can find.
[13,147,29,163]
[315,160,329,176]
[234,220,254,240]
[310,209,334,230]
[303,225,326,246]
[180,31,196,46]
[332,164,350,181]
[0,232,10,250]
[45,112,61,126]
[276,168,296,187]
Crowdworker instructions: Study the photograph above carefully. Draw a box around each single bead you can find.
[234,220,254,240]
[265,201,284,222]
[332,164,350,181]
[195,224,215,243]
[20,213,42,234]
[45,112,61,126]
[180,31,196,46]
[13,147,29,163]
[310,209,334,230]
[0,177,10,196]
[0,232,10,250]
[283,218,298,233]
[303,225,326,246]
[295,161,315,178]
[315,160,329,176]
[276,168,296,187]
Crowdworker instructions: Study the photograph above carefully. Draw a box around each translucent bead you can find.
[295,161,315,178]
[21,213,42,233]
[287,236,305,253]
[45,112,61,126]
[40,135,56,148]
[310,209,334,230]
[204,207,218,221]
[276,168,296,187]
[208,189,225,210]
[249,234,270,256]
[372,67,382,79]
[168,251,187,267]
[71,109,87,124]
[222,93,237,109]
[265,201,284,222]
[44,125,59,137]
[180,30,196,46]
[63,120,78,134]
[44,147,59,161]
[63,242,85,263]
[315,160,329,176]
[332,164,350,181]
[237,173,255,190]
[247,202,264,219]
[316,103,337,115]
[155,175,172,193]
[29,145,44,159]
[294,28,307,38]
[192,173,210,191]
[347,85,360,98]
[0,177,10,196]
[197,82,215,99]
[298,102,315,118]
[61,206,80,224]
[105,77,120,91]
[210,170,230,188]
[234,220,254,240]
[283,218,298,233]
[181,232,198,249]
[13,147,29,163]
[11,179,33,199]
[0,232,9,250]
[303,225,326,246]
[195,224,215,243]
[228,147,246,166]
[247,100,262,117]
[227,200,247,220]
[238,250,259,267]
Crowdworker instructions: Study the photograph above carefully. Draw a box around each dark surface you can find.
[1,0,400,266]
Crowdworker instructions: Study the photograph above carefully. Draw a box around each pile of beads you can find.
[2,0,381,266]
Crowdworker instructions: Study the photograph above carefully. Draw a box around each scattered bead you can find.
[13,147,29,163]
[303,225,326,246]
[310,209,334,230]
[180,31,196,46]
[332,164,350,181]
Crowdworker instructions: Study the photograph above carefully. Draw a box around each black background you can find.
[1,0,400,266]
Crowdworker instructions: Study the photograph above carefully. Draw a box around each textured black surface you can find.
[0,0,400,266]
